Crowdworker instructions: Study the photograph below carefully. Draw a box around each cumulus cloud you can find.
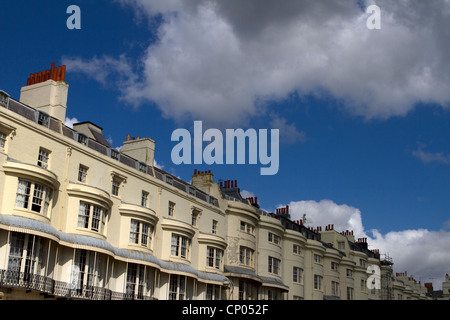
[370,229,450,287]
[286,199,450,290]
[64,117,79,129]
[68,0,448,127]
[288,199,366,238]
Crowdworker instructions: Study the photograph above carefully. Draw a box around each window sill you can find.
[12,208,50,224]
[75,227,107,241]
[127,243,153,254]
[169,255,191,264]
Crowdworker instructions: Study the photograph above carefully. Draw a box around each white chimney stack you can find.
[19,62,68,123]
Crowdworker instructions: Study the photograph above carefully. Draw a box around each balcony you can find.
[0,269,156,300]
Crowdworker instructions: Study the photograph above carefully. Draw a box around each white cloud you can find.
[288,199,366,238]
[64,117,79,129]
[286,199,450,290]
[240,189,255,199]
[370,229,450,289]
[100,0,450,127]
[412,143,450,164]
[61,54,138,94]
[153,159,164,169]
[270,116,306,145]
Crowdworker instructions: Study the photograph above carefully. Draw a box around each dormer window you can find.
[37,112,49,127]
[110,149,119,160]
[188,186,196,196]
[0,90,9,107]
[138,162,147,173]
[165,175,173,185]
[209,196,218,206]
[77,133,88,145]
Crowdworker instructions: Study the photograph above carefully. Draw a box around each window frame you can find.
[239,246,254,267]
[37,148,50,169]
[268,256,281,275]
[206,246,223,269]
[268,232,281,245]
[78,164,88,183]
[15,179,52,216]
[0,131,7,149]
[331,281,339,296]
[347,287,354,300]
[314,274,323,291]
[168,274,186,300]
[293,266,303,284]
[126,263,148,300]
[293,244,302,255]
[111,179,120,197]
[168,201,175,217]
[7,232,45,277]
[141,191,149,208]
[212,220,218,234]
[77,201,107,234]
[77,133,88,146]
[313,254,322,264]
[37,112,49,127]
[240,221,254,234]
[129,219,154,249]
[331,261,339,271]
[206,284,221,300]
[171,234,191,259]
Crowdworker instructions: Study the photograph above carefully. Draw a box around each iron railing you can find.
[0,269,156,300]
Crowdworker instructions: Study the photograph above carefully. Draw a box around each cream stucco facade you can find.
[0,64,434,300]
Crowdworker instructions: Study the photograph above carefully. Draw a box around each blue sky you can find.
[1,0,450,287]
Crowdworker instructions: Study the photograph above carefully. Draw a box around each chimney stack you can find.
[121,136,156,167]
[20,62,69,122]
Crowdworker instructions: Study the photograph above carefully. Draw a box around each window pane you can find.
[141,223,149,246]
[37,149,49,168]
[91,206,100,231]
[8,232,25,272]
[78,202,90,228]
[129,220,139,244]
[0,132,6,148]
[171,235,179,256]
[16,180,31,208]
[31,184,45,213]
[42,188,52,215]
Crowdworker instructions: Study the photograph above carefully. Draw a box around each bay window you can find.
[15,179,52,216]
[239,246,254,267]
[78,201,106,233]
[129,219,154,249]
[268,256,281,275]
[171,234,190,259]
[206,246,223,269]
